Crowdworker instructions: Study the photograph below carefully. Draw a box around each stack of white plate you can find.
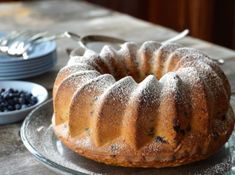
[0,40,57,80]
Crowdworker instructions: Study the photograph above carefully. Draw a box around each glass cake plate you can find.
[21,99,235,175]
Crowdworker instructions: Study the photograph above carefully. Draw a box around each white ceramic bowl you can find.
[0,81,48,124]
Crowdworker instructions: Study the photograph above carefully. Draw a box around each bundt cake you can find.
[52,41,235,168]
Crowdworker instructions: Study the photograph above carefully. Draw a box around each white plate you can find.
[0,61,55,76]
[0,60,53,73]
[0,81,48,124]
[0,63,55,80]
[0,51,57,80]
[0,50,57,67]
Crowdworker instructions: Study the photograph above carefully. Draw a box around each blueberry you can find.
[15,104,21,110]
[13,97,18,103]
[26,93,32,99]
[0,88,38,112]
[3,101,8,107]
[8,88,14,93]
[20,92,25,97]
[19,97,26,104]
[2,92,8,99]
[0,102,5,107]
[9,92,15,98]
[7,105,14,111]
[0,96,3,103]
[30,97,38,105]
[0,88,5,93]
[8,99,14,105]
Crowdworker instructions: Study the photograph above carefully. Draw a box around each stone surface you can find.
[0,0,235,174]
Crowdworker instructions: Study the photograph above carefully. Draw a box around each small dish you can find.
[21,99,235,175]
[0,81,48,124]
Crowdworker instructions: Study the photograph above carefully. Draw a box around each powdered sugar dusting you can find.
[176,67,201,87]
[83,49,97,58]
[174,47,205,58]
[193,59,224,92]
[133,75,161,105]
[155,43,181,59]
[99,45,118,75]
[60,64,95,76]
[159,72,180,93]
[62,70,100,90]
[117,42,138,67]
[118,42,138,56]
[139,41,161,53]
[137,41,161,75]
[80,74,116,95]
[98,76,137,105]
[54,40,231,167]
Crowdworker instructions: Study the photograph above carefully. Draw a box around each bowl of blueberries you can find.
[0,81,48,124]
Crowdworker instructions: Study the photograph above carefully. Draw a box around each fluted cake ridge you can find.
[52,41,234,168]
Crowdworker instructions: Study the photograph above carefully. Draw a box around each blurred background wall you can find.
[86,0,235,50]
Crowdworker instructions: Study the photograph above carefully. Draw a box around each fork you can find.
[7,32,48,56]
[0,31,24,53]
[0,31,79,59]
[0,31,48,58]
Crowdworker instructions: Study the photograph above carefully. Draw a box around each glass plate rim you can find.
[21,98,235,175]
[20,99,86,175]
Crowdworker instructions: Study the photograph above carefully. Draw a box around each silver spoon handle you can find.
[34,31,81,43]
[34,30,189,46]
[161,29,189,45]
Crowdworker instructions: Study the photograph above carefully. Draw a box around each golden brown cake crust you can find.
[53,107,234,168]
[52,41,235,168]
